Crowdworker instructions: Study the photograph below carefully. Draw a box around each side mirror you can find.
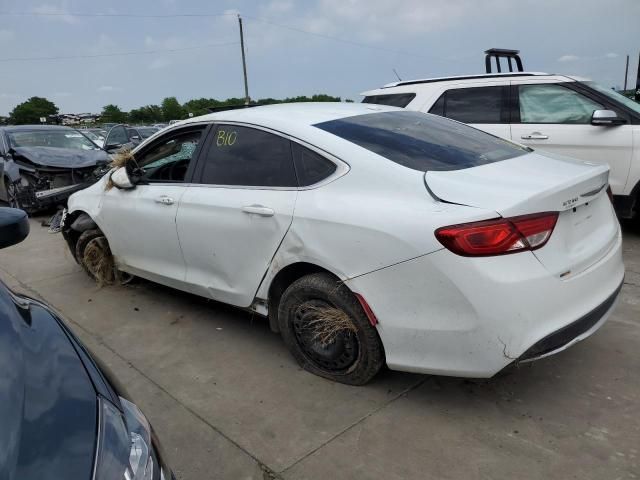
[110,166,135,189]
[0,207,30,249]
[591,109,626,126]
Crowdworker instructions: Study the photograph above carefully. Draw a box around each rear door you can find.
[176,124,298,307]
[99,125,207,288]
[510,80,633,195]
[426,84,511,139]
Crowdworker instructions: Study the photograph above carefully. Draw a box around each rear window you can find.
[314,110,529,172]
[362,93,416,108]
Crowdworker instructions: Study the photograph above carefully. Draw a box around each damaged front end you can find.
[7,149,110,213]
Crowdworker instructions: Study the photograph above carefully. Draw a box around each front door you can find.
[510,81,633,195]
[177,124,298,307]
[99,125,206,288]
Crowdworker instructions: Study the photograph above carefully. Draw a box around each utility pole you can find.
[636,52,640,102]
[238,15,250,106]
[624,54,629,91]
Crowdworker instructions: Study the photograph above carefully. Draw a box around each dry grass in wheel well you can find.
[83,238,115,286]
[304,305,357,346]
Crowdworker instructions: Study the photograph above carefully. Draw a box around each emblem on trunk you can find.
[563,197,579,208]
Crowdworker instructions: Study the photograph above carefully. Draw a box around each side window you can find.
[127,128,139,140]
[135,128,203,182]
[200,125,297,187]
[292,143,337,187]
[105,125,128,147]
[429,86,507,123]
[362,93,416,108]
[518,84,603,124]
[428,94,445,116]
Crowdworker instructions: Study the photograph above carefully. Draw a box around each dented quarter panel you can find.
[254,148,500,301]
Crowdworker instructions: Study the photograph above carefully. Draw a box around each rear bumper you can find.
[345,230,624,378]
[518,281,622,361]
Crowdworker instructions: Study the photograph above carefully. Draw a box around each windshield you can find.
[314,110,529,172]
[83,131,99,141]
[583,81,640,115]
[8,130,101,150]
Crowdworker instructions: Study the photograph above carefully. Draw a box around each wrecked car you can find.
[62,103,624,385]
[0,125,110,213]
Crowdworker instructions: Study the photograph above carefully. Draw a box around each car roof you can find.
[379,72,551,88]
[175,102,401,130]
[0,125,76,132]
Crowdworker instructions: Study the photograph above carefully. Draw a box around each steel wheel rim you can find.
[292,299,360,373]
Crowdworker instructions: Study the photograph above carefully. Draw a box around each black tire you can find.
[75,229,114,283]
[278,273,385,385]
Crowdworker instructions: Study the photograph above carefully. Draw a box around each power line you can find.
[0,41,239,62]
[0,10,429,60]
[0,11,236,18]
[243,15,429,60]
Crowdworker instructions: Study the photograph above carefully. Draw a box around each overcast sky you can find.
[0,0,639,115]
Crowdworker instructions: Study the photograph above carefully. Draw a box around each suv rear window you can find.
[362,93,416,108]
[314,111,528,172]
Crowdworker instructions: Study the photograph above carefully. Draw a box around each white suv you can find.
[362,72,640,218]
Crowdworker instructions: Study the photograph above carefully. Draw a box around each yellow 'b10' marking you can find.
[216,129,237,147]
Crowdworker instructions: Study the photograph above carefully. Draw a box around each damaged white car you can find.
[62,103,624,385]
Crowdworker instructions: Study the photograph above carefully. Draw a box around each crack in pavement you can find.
[277,376,427,475]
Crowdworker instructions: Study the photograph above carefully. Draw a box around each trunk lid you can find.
[426,151,619,277]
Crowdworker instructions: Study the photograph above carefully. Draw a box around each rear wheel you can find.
[278,273,384,385]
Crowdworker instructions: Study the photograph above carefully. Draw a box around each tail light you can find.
[435,212,559,257]
[606,185,614,203]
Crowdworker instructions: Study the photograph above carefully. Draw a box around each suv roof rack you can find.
[485,48,524,73]
[383,72,545,88]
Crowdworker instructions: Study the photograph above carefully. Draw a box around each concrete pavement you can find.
[1,217,638,479]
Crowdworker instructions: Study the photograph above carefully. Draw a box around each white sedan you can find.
[62,103,624,385]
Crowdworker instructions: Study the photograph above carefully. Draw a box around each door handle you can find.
[155,195,175,205]
[521,133,549,140]
[241,205,275,217]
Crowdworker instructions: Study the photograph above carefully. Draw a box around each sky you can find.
[0,0,639,115]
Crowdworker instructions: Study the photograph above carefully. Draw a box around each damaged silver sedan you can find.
[0,125,110,213]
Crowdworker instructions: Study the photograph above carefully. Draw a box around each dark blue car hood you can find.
[12,146,109,168]
[0,284,96,480]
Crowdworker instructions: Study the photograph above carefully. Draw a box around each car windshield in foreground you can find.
[582,81,640,116]
[8,130,101,150]
[314,110,529,172]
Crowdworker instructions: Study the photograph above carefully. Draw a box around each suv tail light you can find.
[435,212,559,257]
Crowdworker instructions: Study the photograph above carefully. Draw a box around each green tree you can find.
[9,96,59,124]
[161,97,185,121]
[129,104,162,124]
[101,104,128,123]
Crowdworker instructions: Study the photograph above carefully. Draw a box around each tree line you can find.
[3,94,352,125]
